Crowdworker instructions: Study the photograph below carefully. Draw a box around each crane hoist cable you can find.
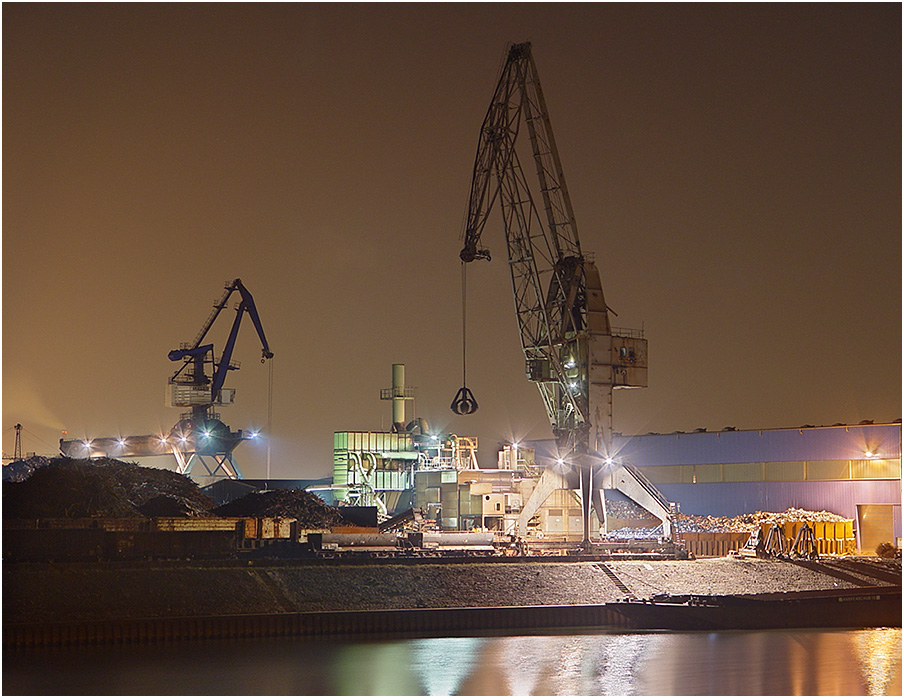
[451,262,478,415]
[266,355,274,478]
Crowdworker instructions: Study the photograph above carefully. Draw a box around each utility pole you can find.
[13,423,22,461]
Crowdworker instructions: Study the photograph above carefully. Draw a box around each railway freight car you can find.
[3,527,238,562]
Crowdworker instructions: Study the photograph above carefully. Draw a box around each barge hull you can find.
[610,585,901,631]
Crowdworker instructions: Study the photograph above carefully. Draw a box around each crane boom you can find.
[460,43,620,452]
[457,43,657,545]
[168,279,273,421]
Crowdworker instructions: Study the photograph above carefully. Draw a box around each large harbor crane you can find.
[453,43,670,545]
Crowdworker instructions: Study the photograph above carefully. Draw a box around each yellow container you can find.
[783,521,793,539]
[812,521,825,539]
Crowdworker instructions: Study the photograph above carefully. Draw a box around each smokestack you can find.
[381,363,415,433]
[392,363,406,429]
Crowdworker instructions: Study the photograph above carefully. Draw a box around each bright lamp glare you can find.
[248,431,259,439]
[605,456,614,466]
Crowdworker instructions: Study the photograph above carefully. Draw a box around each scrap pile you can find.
[605,500,656,519]
[2,457,216,519]
[213,489,351,528]
[2,455,53,483]
[676,507,849,534]
[604,507,850,540]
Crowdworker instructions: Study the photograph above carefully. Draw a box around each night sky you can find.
[4,4,900,478]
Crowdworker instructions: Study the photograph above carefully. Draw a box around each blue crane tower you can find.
[60,278,273,480]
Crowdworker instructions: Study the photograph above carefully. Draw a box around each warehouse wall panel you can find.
[806,460,851,481]
[723,463,765,482]
[765,461,805,482]
[851,459,901,480]
[530,423,901,466]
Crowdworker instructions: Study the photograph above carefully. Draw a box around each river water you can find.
[4,628,901,695]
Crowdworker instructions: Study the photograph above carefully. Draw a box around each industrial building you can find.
[529,421,901,552]
[326,367,901,552]
[327,364,900,553]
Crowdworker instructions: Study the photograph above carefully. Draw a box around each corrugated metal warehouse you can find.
[532,422,902,551]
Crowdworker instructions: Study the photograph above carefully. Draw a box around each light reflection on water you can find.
[4,628,901,695]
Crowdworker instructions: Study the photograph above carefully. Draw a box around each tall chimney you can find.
[381,363,415,432]
[392,363,406,429]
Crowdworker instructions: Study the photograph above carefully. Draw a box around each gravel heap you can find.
[213,488,351,528]
[2,457,354,526]
[2,457,216,519]
[2,455,53,483]
[7,557,896,624]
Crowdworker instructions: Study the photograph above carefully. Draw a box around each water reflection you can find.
[410,637,488,696]
[4,628,901,695]
[857,628,902,696]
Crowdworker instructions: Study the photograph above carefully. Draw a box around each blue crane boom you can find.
[168,278,273,421]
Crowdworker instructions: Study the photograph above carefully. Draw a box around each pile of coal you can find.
[2,455,53,483]
[2,457,216,519]
[214,489,351,528]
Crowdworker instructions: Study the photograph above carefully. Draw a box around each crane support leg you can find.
[516,468,570,535]
[591,486,607,534]
[579,462,592,547]
[598,464,672,539]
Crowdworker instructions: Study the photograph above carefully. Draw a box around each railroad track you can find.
[593,562,637,599]
[823,558,901,585]
[789,558,901,587]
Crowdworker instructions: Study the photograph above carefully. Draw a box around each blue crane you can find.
[166,279,273,475]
